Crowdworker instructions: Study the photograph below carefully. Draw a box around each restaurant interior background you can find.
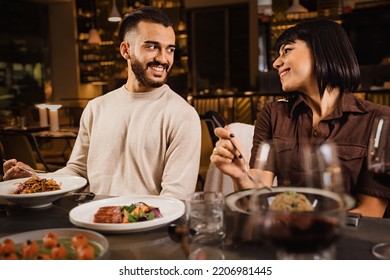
[0,0,389,127]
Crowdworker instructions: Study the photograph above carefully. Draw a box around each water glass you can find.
[188,191,225,242]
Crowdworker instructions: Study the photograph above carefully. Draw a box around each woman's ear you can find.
[120,42,130,59]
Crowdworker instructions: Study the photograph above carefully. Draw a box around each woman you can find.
[211,19,390,217]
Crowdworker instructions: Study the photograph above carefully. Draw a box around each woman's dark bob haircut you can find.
[275,19,360,96]
[119,6,173,42]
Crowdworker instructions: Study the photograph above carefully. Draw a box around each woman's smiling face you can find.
[273,40,317,94]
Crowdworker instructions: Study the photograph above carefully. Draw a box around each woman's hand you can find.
[210,127,253,189]
[2,159,32,181]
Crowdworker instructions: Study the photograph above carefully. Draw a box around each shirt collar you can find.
[288,93,369,119]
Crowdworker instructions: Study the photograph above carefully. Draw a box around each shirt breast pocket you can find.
[336,145,366,162]
[335,145,367,192]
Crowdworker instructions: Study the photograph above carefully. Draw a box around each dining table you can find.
[30,128,78,162]
[30,128,78,149]
[1,194,389,260]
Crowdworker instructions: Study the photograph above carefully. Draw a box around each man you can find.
[3,7,201,200]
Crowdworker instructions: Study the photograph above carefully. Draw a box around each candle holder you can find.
[46,104,62,132]
[35,104,48,127]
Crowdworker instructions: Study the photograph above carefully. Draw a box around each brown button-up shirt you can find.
[250,93,390,200]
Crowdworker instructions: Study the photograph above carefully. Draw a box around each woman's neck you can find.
[302,87,341,128]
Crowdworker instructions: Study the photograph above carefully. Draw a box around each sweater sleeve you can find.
[159,107,201,200]
[54,104,90,180]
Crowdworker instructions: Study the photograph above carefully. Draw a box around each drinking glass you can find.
[368,116,390,259]
[250,141,349,260]
[188,191,225,259]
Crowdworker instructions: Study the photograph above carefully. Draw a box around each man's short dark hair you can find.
[118,6,173,42]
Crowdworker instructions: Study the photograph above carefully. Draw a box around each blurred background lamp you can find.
[35,103,48,127]
[88,28,102,44]
[46,104,62,132]
[286,0,308,14]
[108,0,121,22]
[88,0,102,44]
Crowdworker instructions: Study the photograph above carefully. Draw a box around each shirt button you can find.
[313,128,320,137]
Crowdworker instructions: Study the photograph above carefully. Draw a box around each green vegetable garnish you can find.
[147,211,155,220]
[291,202,298,208]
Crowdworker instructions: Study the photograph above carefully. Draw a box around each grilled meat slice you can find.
[93,206,122,223]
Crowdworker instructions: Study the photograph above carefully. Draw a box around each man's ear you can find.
[120,42,130,59]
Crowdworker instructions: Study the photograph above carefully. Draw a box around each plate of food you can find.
[0,228,109,260]
[0,174,87,208]
[225,187,356,215]
[69,195,185,233]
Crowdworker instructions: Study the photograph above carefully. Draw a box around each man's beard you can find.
[130,56,170,88]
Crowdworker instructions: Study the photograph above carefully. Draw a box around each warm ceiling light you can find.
[88,0,102,44]
[286,0,308,14]
[88,28,102,44]
[108,0,121,22]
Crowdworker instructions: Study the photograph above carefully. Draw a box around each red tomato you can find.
[0,252,18,260]
[0,238,16,255]
[76,244,95,260]
[20,239,39,259]
[51,243,67,259]
[35,253,52,260]
[71,233,89,248]
[42,232,58,248]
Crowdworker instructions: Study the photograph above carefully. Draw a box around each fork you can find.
[211,116,260,185]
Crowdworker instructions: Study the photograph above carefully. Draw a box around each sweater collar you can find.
[121,84,169,100]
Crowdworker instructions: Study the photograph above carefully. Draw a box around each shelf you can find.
[75,0,123,85]
[75,1,188,87]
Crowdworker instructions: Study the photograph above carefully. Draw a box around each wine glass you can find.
[368,116,390,259]
[250,141,349,260]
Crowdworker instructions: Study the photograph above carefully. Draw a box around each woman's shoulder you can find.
[261,97,292,116]
[262,97,289,109]
[355,96,390,116]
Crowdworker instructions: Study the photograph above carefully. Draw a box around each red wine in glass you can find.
[368,117,390,188]
[369,163,390,187]
[259,214,340,254]
[369,117,390,259]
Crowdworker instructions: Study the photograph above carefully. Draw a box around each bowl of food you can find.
[226,187,355,214]
[226,187,355,258]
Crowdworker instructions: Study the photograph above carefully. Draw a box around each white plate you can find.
[0,174,87,208]
[0,228,109,259]
[226,187,356,215]
[69,195,185,233]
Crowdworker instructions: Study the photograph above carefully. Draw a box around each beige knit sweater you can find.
[55,85,201,200]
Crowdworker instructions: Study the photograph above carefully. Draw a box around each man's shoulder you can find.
[164,88,197,112]
[86,88,122,108]
[164,87,188,102]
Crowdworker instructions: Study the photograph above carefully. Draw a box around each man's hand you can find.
[3,159,32,181]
